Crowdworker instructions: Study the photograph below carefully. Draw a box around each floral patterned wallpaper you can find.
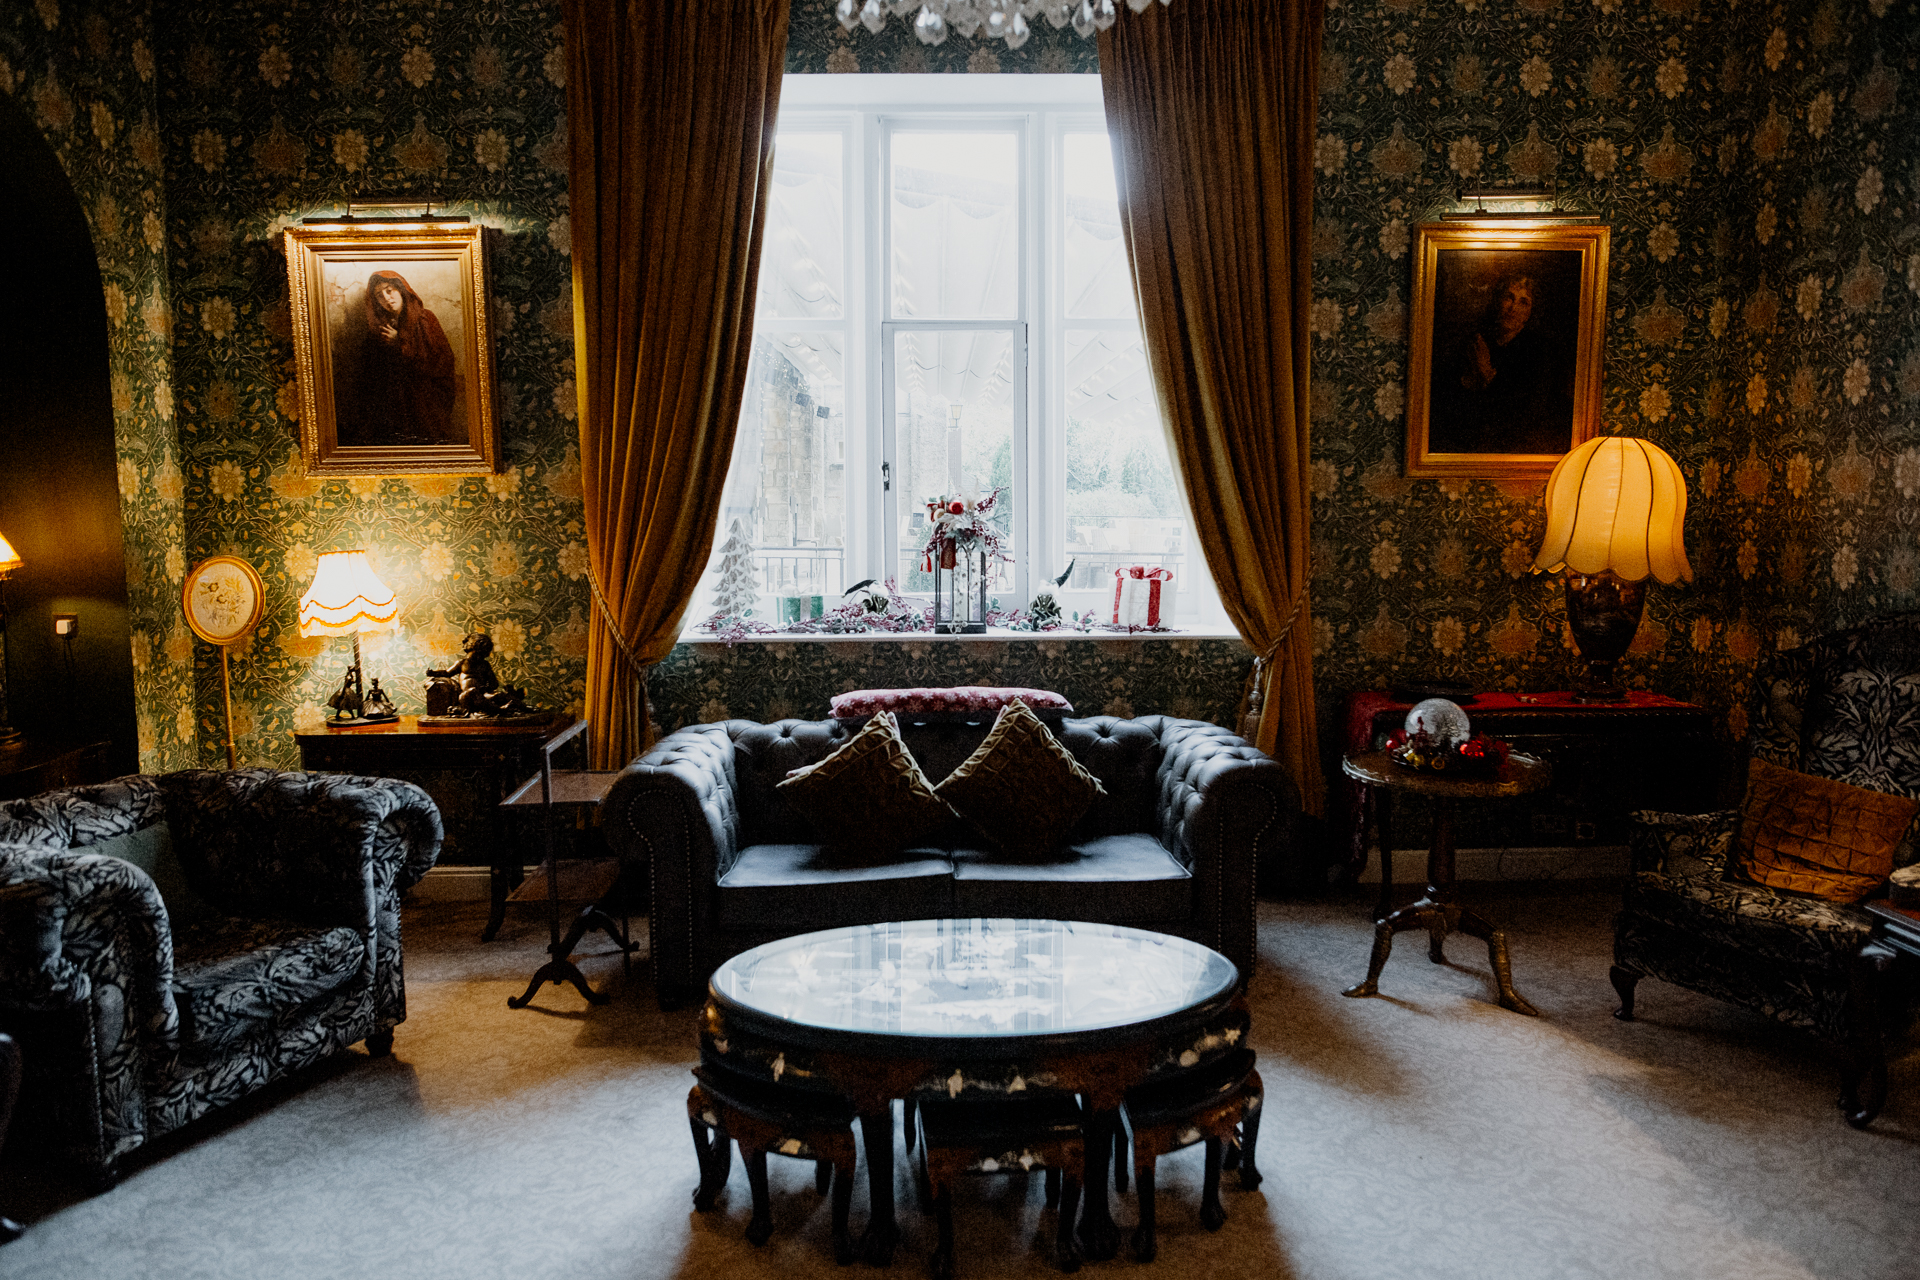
[1307,0,1920,760]
[153,0,587,771]
[1,0,193,774]
[11,0,1917,830]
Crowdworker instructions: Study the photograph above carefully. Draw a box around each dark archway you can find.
[0,92,138,777]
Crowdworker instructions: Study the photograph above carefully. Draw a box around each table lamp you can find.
[0,529,20,744]
[299,549,400,725]
[1532,436,1691,703]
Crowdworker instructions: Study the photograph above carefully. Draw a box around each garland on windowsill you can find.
[694,577,1179,647]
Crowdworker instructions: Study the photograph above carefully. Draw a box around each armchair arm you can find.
[1627,808,1738,878]
[604,726,740,1007]
[1152,720,1299,986]
[156,770,442,926]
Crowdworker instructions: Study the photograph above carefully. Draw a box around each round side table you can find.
[1339,749,1552,1016]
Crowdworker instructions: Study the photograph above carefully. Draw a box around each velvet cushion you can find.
[936,698,1107,859]
[775,710,953,852]
[1733,757,1920,903]
[831,685,1074,723]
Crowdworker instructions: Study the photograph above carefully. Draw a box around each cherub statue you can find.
[424,632,529,718]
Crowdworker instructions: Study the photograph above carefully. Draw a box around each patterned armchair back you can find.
[1747,612,1920,866]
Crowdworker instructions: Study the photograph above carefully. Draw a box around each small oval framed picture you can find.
[182,555,266,647]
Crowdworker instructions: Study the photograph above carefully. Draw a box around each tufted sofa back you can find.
[716,715,1171,849]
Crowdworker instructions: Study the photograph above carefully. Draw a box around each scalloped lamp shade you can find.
[298,550,399,638]
[0,530,21,578]
[1533,436,1692,584]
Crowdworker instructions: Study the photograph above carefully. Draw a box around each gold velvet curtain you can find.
[1099,0,1327,817]
[563,0,789,768]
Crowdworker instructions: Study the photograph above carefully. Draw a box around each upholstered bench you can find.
[605,689,1297,1007]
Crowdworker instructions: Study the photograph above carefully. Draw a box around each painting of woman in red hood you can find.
[340,269,459,445]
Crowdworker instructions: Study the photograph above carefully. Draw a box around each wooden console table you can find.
[0,738,111,802]
[296,714,582,941]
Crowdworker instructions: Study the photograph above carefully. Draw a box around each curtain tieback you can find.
[585,566,645,673]
[1240,584,1308,739]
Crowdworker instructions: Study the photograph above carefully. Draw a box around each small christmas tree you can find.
[712,518,758,619]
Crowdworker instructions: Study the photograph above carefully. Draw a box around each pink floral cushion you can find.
[831,686,1074,722]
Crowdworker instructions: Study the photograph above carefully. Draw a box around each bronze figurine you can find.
[423,632,535,720]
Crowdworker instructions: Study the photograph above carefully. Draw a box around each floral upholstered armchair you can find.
[0,769,441,1186]
[1611,614,1920,1110]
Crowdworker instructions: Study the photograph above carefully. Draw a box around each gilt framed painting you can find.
[282,221,500,475]
[1404,221,1610,478]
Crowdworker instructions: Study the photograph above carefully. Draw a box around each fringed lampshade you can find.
[0,527,19,743]
[298,550,398,637]
[0,529,22,579]
[1533,437,1692,702]
[298,550,399,724]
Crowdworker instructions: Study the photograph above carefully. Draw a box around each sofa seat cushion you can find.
[1623,870,1873,973]
[950,834,1190,924]
[170,916,365,1051]
[716,844,956,930]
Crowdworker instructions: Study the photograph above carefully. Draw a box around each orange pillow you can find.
[1733,757,1919,903]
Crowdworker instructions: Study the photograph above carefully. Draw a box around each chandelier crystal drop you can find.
[836,0,1168,49]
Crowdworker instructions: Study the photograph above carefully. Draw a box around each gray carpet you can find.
[3,887,1917,1280]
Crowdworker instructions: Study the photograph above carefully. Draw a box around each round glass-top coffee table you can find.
[702,919,1247,1264]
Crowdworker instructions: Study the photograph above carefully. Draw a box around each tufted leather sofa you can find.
[605,716,1297,1008]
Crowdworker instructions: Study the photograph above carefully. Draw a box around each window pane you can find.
[706,331,848,615]
[893,328,1016,592]
[760,132,844,319]
[891,132,1019,320]
[1063,133,1134,319]
[1061,328,1191,593]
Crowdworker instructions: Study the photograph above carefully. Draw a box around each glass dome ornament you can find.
[1404,698,1471,750]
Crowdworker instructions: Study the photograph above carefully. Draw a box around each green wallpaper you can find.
[1,0,192,773]
[1308,0,1920,754]
[12,0,1920,811]
[154,0,585,767]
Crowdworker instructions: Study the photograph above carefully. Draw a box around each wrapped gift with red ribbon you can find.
[1109,565,1176,628]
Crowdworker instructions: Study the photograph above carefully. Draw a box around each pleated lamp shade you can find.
[298,550,399,637]
[1533,436,1693,584]
[0,529,21,577]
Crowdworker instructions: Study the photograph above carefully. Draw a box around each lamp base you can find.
[1564,571,1647,704]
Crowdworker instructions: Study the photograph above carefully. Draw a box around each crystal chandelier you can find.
[835,0,1174,50]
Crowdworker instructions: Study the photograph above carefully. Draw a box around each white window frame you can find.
[710,75,1222,632]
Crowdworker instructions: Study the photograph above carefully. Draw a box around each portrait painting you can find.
[283,222,499,474]
[1404,222,1610,478]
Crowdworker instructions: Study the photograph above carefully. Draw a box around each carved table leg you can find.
[1199,1137,1228,1231]
[1372,787,1396,923]
[1130,1161,1158,1263]
[1345,901,1445,998]
[1238,1093,1264,1191]
[830,1159,857,1266]
[1054,1171,1083,1273]
[1609,965,1640,1021]
[742,1147,774,1245]
[1076,1107,1121,1262]
[1454,905,1540,1017]
[858,1108,900,1265]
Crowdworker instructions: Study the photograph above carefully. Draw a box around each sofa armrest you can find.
[604,726,741,1007]
[1627,808,1738,878]
[1153,721,1299,986]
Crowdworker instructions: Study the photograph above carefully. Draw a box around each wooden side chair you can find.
[1118,1048,1263,1262]
[915,1093,1086,1279]
[687,1059,859,1264]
